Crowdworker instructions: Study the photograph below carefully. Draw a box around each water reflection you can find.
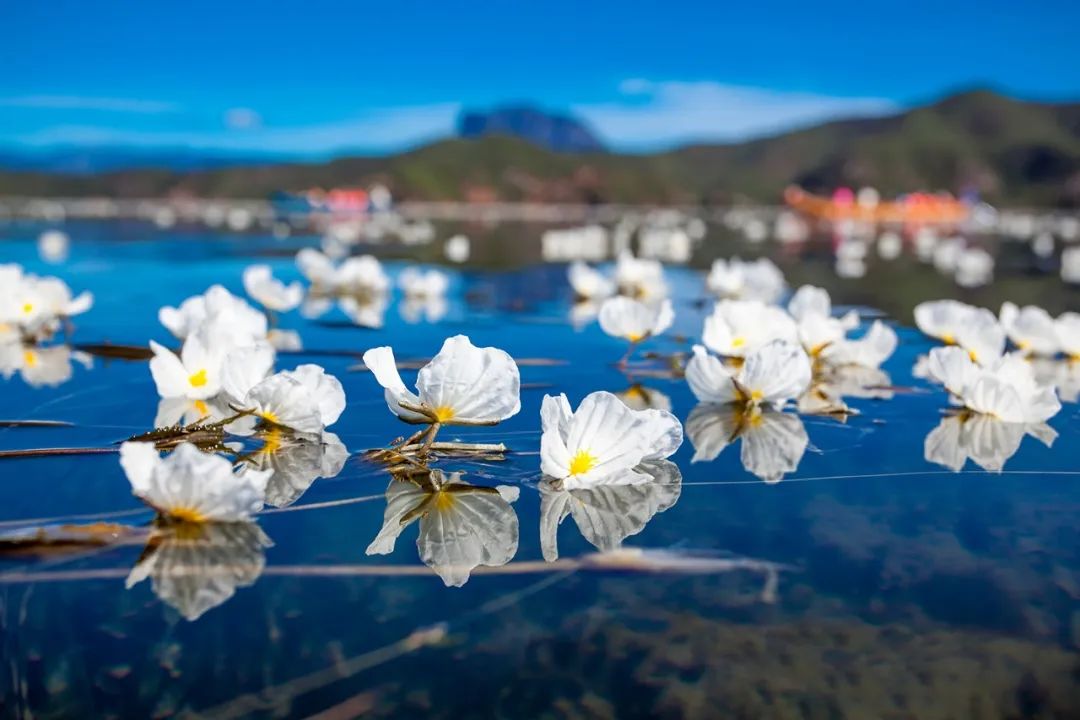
[539,459,681,560]
[241,429,349,507]
[615,383,673,411]
[301,292,389,329]
[366,470,520,587]
[924,412,1057,472]
[126,521,272,622]
[686,403,808,483]
[0,343,92,388]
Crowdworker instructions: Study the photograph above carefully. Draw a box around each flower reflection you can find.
[243,429,349,507]
[126,521,272,621]
[0,343,92,387]
[924,412,1056,473]
[400,294,448,324]
[539,459,681,561]
[302,292,389,329]
[154,395,232,428]
[686,403,808,483]
[366,470,519,587]
[798,365,894,416]
[616,384,673,411]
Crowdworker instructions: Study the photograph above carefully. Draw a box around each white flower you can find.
[685,403,808,483]
[1062,246,1080,284]
[685,340,811,410]
[701,299,798,357]
[222,348,345,435]
[398,267,449,298]
[242,264,303,312]
[706,257,785,303]
[954,247,994,288]
[362,335,521,425]
[126,521,271,621]
[366,471,519,587]
[444,234,471,263]
[786,285,858,356]
[148,333,233,400]
[159,285,268,349]
[1056,312,1080,359]
[820,321,898,369]
[926,346,1061,423]
[539,391,682,489]
[296,248,389,294]
[914,300,1004,366]
[598,297,674,342]
[119,442,270,522]
[568,261,615,300]
[0,266,92,340]
[539,460,681,560]
[38,229,69,263]
[999,302,1058,356]
[614,251,667,299]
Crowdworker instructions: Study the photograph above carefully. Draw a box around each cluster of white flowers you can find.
[706,257,785,303]
[915,300,1078,403]
[0,263,93,344]
[0,264,95,386]
[296,248,450,326]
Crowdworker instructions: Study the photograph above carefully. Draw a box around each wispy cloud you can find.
[0,95,183,114]
[12,103,461,154]
[575,80,899,149]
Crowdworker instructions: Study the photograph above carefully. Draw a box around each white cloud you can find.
[575,80,899,149]
[12,103,461,155]
[224,107,262,130]
[0,95,182,114]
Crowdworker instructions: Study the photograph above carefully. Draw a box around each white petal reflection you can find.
[243,430,349,508]
[366,471,519,587]
[125,521,272,622]
[400,295,448,324]
[686,403,808,483]
[539,459,681,561]
[0,344,92,388]
[924,413,1057,473]
[616,384,673,411]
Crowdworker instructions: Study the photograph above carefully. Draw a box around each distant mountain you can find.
[2,90,1079,206]
[458,105,606,153]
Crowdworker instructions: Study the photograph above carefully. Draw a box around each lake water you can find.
[0,219,1078,718]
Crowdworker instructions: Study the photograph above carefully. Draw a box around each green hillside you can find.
[2,90,1079,206]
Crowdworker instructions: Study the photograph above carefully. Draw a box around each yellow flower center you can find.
[731,336,746,349]
[942,333,956,344]
[168,506,206,523]
[193,399,209,417]
[260,410,280,425]
[433,406,455,422]
[433,491,456,511]
[968,350,979,363]
[627,333,645,343]
[260,427,284,455]
[188,369,208,388]
[750,389,764,403]
[568,449,597,476]
[21,303,33,315]
[1016,339,1031,351]
[23,350,37,367]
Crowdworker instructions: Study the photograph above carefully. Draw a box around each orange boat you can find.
[784,186,969,225]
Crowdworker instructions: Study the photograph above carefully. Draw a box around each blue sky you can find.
[2,0,1079,156]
